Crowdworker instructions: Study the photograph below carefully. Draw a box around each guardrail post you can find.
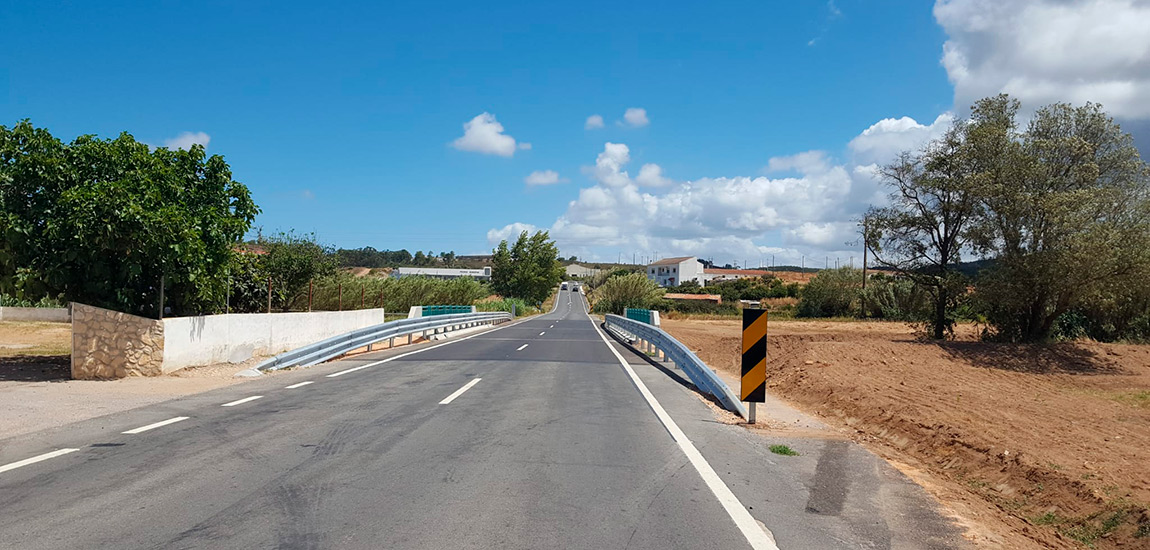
[389,336,394,348]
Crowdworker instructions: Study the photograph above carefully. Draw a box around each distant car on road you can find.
[561,283,568,290]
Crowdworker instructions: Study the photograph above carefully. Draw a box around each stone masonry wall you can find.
[71,303,165,379]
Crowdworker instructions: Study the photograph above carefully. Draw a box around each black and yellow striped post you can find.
[741,308,767,423]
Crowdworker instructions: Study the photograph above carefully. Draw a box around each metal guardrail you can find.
[604,314,748,419]
[255,311,511,372]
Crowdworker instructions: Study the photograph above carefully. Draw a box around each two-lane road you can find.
[0,288,966,549]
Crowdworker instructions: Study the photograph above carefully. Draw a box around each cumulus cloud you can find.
[635,163,672,187]
[489,111,952,264]
[486,222,540,245]
[163,131,210,150]
[622,107,649,127]
[524,170,566,186]
[585,114,604,130]
[847,113,954,165]
[451,113,520,156]
[935,0,1150,119]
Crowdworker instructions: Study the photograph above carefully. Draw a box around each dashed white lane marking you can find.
[516,344,529,351]
[590,319,780,550]
[285,381,314,389]
[550,324,554,328]
[122,416,189,434]
[0,449,80,475]
[539,331,546,336]
[222,395,263,407]
[438,378,482,405]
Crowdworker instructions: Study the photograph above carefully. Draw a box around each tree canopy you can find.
[491,230,564,305]
[0,120,258,316]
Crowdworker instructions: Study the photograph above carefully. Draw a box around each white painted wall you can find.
[0,307,71,323]
[161,309,385,373]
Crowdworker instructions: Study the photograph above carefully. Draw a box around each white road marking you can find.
[590,319,781,550]
[122,416,189,434]
[221,395,263,407]
[0,449,80,475]
[549,324,554,328]
[539,331,546,336]
[285,381,314,389]
[438,378,482,405]
[326,316,534,378]
[516,344,529,351]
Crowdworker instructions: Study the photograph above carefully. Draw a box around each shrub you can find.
[797,267,861,318]
[476,297,538,317]
[590,272,665,314]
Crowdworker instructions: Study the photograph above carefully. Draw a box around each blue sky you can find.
[4,1,1149,266]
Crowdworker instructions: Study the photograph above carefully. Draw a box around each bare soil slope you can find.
[663,318,1150,549]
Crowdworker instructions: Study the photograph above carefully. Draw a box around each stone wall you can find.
[71,303,164,379]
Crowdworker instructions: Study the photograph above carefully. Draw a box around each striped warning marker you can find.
[741,309,767,403]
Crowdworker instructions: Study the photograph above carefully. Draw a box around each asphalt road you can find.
[0,288,967,549]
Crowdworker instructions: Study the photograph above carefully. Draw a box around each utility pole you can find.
[862,216,869,318]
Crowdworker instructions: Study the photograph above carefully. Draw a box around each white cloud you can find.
[524,170,566,186]
[518,142,532,150]
[585,114,604,130]
[450,113,520,157]
[635,163,672,187]
[163,131,210,150]
[622,107,649,128]
[935,0,1150,119]
[490,112,954,263]
[486,222,540,245]
[847,113,954,165]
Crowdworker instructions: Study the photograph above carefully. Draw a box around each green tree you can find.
[590,272,665,314]
[968,98,1150,341]
[0,121,258,317]
[257,232,336,311]
[796,267,862,318]
[490,230,564,304]
[866,117,982,338]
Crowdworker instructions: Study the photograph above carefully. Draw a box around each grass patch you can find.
[769,444,799,456]
[1112,391,1150,409]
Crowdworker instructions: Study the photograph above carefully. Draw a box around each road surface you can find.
[0,288,966,549]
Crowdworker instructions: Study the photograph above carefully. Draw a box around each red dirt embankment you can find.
[663,319,1150,550]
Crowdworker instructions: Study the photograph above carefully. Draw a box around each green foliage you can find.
[654,298,739,316]
[0,120,258,317]
[768,444,799,456]
[258,232,337,311]
[0,294,66,308]
[965,98,1150,342]
[590,272,665,314]
[797,268,862,318]
[476,297,538,317]
[334,247,413,268]
[302,274,487,313]
[861,273,933,321]
[490,230,564,305]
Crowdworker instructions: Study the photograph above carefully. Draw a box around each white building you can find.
[646,256,705,287]
[393,266,492,281]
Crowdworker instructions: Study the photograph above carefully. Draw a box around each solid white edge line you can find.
[438,377,482,405]
[122,416,190,435]
[0,448,80,475]
[221,395,263,407]
[285,381,314,389]
[516,343,529,351]
[326,314,536,378]
[590,319,780,550]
